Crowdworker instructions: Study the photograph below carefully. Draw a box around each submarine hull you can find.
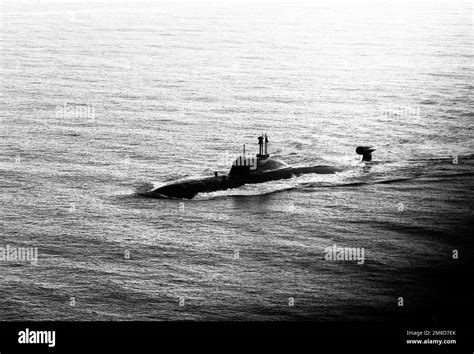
[147,165,341,199]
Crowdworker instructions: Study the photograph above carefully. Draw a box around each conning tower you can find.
[229,134,287,176]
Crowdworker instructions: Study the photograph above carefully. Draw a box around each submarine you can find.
[147,134,375,199]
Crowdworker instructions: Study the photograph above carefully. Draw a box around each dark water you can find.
[1,0,473,321]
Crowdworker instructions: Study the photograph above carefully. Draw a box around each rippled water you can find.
[1,0,473,321]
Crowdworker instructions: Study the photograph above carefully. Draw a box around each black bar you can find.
[0,321,472,353]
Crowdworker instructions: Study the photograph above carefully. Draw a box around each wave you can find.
[133,181,155,195]
[420,99,437,105]
[193,176,417,200]
[194,168,473,200]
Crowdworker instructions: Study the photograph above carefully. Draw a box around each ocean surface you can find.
[1,0,473,321]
